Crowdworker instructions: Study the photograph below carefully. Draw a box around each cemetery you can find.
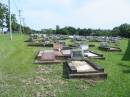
[0,34,129,97]
[31,35,108,80]
[27,34,126,80]
[31,35,123,76]
[1,0,130,96]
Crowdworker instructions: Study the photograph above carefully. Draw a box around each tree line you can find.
[41,24,130,38]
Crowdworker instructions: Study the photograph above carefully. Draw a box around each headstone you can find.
[71,50,84,60]
[100,42,109,48]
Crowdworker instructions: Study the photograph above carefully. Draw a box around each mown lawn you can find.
[0,34,130,97]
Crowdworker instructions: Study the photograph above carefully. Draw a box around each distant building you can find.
[56,25,60,34]
[56,25,60,30]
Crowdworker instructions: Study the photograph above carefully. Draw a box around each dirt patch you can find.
[84,80,97,87]
[36,65,52,74]
[22,76,48,85]
[34,91,56,97]
[33,76,48,85]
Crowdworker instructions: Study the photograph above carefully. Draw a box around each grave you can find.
[44,41,53,47]
[61,49,71,58]
[70,49,84,60]
[53,41,65,51]
[64,59,107,80]
[80,45,89,51]
[34,50,64,64]
[80,45,105,59]
[28,41,44,47]
[84,51,105,59]
[99,42,121,52]
[63,49,107,80]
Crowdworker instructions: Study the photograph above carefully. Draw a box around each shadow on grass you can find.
[118,63,130,68]
[123,69,130,73]
[122,39,130,61]
[62,63,69,79]
[118,63,130,73]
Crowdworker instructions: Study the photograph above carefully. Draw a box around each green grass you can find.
[0,34,130,97]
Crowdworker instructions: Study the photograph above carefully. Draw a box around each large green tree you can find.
[6,13,18,31]
[0,2,8,32]
[119,24,130,37]
[58,26,76,35]
[112,23,130,38]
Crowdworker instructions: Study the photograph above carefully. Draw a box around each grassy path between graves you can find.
[0,34,130,97]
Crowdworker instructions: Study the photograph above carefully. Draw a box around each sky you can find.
[1,0,130,30]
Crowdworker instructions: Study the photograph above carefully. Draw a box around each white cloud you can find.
[10,0,130,30]
[73,0,130,28]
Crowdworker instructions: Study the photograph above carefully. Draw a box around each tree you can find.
[112,27,120,36]
[23,26,31,34]
[119,24,130,37]
[112,23,130,38]
[59,26,76,35]
[0,3,8,33]
[6,12,18,32]
[11,14,17,31]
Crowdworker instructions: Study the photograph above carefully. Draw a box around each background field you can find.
[0,34,130,97]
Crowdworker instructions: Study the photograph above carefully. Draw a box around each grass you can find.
[0,34,130,97]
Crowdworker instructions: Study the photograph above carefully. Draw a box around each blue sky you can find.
[1,0,130,30]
